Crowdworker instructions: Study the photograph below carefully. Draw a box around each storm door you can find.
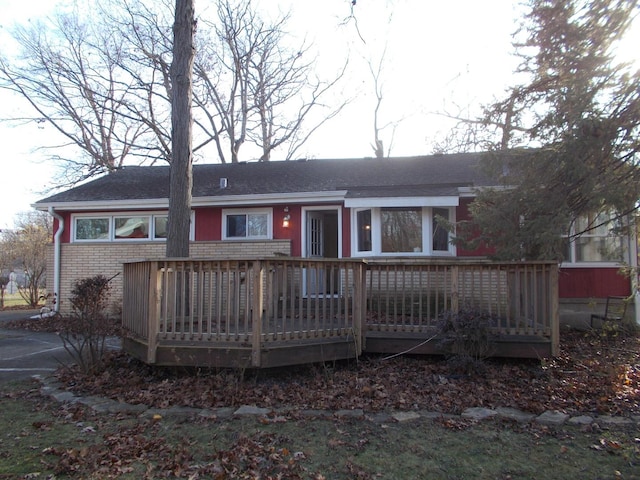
[304,209,340,297]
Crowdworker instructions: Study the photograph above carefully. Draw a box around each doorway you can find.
[303,208,340,296]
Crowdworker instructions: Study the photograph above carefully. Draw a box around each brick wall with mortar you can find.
[45,240,292,315]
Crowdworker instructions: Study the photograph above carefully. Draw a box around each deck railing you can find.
[123,258,367,366]
[365,260,558,339]
[122,258,559,366]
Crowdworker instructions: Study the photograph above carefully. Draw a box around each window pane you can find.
[227,214,247,237]
[381,208,422,253]
[115,217,149,239]
[75,218,109,240]
[575,211,617,236]
[573,211,624,262]
[357,209,372,252]
[154,217,168,239]
[576,236,624,262]
[432,208,450,251]
[247,213,267,237]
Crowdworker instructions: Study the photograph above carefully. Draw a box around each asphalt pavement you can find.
[0,309,121,384]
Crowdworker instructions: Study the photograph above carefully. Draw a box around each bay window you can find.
[353,206,454,256]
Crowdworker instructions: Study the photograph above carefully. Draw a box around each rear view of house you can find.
[34,153,637,366]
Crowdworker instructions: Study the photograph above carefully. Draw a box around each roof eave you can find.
[34,191,350,212]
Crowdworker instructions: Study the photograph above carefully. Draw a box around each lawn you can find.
[1,379,638,479]
[2,317,639,478]
[0,291,43,309]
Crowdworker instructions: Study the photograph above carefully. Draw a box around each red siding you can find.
[559,267,631,298]
[274,205,302,256]
[194,208,221,241]
[455,198,495,257]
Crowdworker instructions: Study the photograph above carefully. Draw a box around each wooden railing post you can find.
[549,263,560,356]
[450,265,459,313]
[352,261,366,355]
[251,260,264,367]
[147,261,160,363]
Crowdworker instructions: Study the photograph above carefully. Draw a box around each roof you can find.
[34,153,498,209]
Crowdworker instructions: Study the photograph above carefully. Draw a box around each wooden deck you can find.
[121,258,559,368]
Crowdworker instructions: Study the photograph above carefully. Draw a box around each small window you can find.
[115,216,150,239]
[223,210,270,239]
[154,216,168,239]
[432,208,450,252]
[356,209,372,252]
[75,217,110,241]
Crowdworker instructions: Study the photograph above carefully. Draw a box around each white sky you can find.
[0,0,638,229]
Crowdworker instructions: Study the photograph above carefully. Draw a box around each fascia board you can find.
[344,196,460,208]
[192,191,348,206]
[33,198,169,212]
[33,191,349,212]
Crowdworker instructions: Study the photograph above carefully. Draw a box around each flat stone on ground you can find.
[595,416,635,427]
[462,407,498,421]
[535,411,569,426]
[234,405,271,416]
[567,415,594,426]
[335,409,364,418]
[496,407,536,423]
[392,411,422,422]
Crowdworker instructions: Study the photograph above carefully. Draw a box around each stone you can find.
[51,391,78,403]
[567,415,594,426]
[418,411,455,420]
[366,412,394,424]
[165,406,202,417]
[461,407,498,421]
[212,407,235,419]
[595,416,635,427]
[535,411,569,426]
[300,409,333,418]
[234,405,271,416]
[335,409,364,419]
[496,407,536,423]
[392,411,421,423]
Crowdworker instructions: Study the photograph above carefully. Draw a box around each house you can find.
[32,153,638,366]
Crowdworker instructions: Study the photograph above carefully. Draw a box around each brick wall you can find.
[46,240,292,315]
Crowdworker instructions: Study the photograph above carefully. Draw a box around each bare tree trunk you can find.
[167,0,196,258]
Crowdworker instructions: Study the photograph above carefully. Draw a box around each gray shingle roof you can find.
[35,153,497,206]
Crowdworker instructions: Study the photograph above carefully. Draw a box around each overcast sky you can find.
[0,0,637,228]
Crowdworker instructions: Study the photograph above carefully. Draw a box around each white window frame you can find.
[72,212,191,242]
[562,212,629,267]
[351,206,456,257]
[114,215,152,240]
[222,208,272,240]
[72,216,111,242]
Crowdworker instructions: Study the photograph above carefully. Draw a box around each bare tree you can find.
[366,46,403,159]
[0,212,51,307]
[200,0,349,162]
[0,11,151,184]
[166,0,196,258]
[0,0,349,185]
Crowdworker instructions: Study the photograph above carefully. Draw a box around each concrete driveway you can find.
[0,309,121,384]
[0,309,72,383]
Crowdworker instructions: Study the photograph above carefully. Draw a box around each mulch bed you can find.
[5,315,640,416]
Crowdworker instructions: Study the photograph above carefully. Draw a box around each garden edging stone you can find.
[34,374,639,430]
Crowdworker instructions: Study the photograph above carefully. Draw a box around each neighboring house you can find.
[34,153,637,324]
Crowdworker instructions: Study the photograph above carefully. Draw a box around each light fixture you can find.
[282,207,290,228]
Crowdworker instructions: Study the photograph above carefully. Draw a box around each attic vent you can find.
[220,177,228,189]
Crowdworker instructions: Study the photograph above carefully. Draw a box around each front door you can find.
[304,209,339,296]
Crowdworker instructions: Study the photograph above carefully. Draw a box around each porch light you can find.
[282,207,290,228]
